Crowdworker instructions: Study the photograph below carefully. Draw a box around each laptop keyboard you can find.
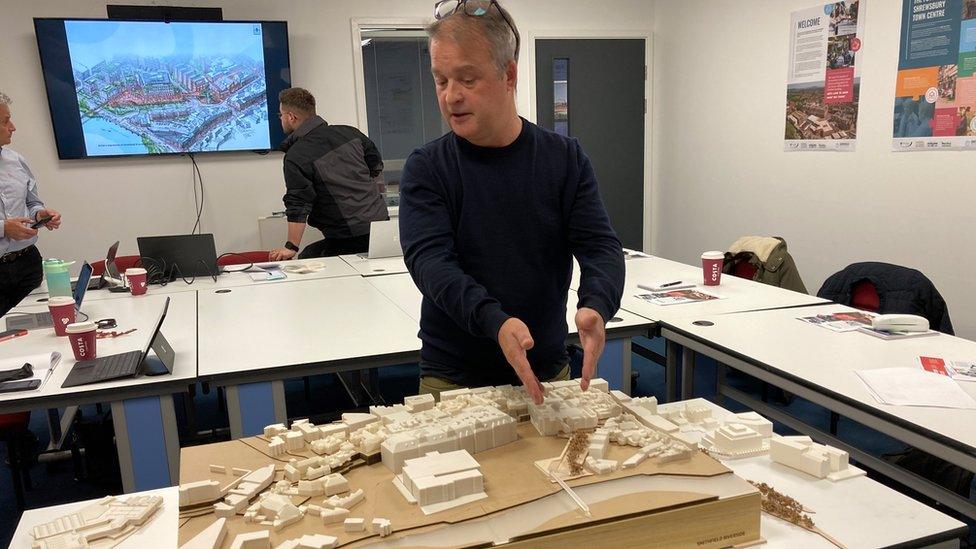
[90,351,142,381]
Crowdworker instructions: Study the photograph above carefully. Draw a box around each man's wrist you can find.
[284,241,300,253]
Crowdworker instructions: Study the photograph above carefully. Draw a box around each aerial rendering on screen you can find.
[65,20,272,156]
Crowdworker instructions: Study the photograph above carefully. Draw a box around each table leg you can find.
[224,380,287,439]
[111,395,180,493]
[665,340,679,402]
[596,337,631,394]
[681,348,696,400]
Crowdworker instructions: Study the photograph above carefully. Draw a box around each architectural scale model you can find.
[179,380,769,546]
[769,435,865,481]
[30,495,163,549]
[393,449,487,514]
[650,399,775,459]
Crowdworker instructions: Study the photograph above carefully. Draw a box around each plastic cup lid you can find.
[125,267,147,275]
[65,321,97,333]
[47,296,75,306]
[701,251,725,260]
[43,258,75,271]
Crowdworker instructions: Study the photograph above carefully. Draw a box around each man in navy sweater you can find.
[400,0,624,404]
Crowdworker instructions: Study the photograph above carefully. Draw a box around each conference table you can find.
[338,253,409,276]
[588,254,828,400]
[0,293,196,493]
[661,302,976,521]
[196,275,423,438]
[18,257,360,305]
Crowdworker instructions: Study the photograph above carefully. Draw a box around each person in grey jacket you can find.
[270,88,388,260]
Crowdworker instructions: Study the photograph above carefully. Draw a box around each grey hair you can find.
[426,1,519,73]
[0,92,10,106]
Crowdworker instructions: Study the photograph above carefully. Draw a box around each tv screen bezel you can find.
[33,17,292,160]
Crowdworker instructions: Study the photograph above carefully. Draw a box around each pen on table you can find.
[638,280,683,291]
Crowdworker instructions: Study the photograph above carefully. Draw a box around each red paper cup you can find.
[48,296,76,336]
[126,267,148,296]
[701,251,725,286]
[65,321,97,361]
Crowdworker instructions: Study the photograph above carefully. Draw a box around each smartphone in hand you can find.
[30,216,53,229]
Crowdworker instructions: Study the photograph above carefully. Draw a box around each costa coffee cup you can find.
[65,321,97,361]
[126,268,148,296]
[701,251,725,286]
[47,296,76,336]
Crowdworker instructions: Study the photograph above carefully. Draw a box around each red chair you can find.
[217,251,270,267]
[732,260,758,280]
[90,255,143,276]
[0,411,33,510]
[850,279,881,313]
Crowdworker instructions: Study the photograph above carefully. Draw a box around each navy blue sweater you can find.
[399,119,624,387]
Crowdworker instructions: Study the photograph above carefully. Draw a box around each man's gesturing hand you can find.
[498,317,545,404]
[576,307,606,391]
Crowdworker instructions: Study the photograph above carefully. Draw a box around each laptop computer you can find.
[137,234,218,281]
[62,297,174,388]
[360,220,402,259]
[73,262,92,310]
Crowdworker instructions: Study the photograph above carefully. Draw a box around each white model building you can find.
[380,403,517,474]
[770,435,865,481]
[584,455,619,475]
[702,423,767,458]
[528,382,620,436]
[275,534,339,549]
[178,517,226,549]
[214,464,276,518]
[394,449,487,514]
[731,412,773,438]
[371,517,393,537]
[343,517,366,532]
[243,492,304,531]
[179,479,222,507]
[325,488,364,510]
[31,495,163,549]
[229,530,271,549]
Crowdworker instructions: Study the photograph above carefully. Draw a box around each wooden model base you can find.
[179,423,760,548]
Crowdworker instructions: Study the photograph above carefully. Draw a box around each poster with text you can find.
[892,0,976,151]
[785,1,865,152]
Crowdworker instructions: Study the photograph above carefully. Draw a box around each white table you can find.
[339,253,408,277]
[17,257,361,306]
[658,399,966,548]
[10,487,178,549]
[365,273,654,393]
[606,255,826,400]
[661,303,976,521]
[0,294,197,493]
[196,276,422,438]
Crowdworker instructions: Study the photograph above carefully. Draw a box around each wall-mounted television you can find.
[34,18,291,159]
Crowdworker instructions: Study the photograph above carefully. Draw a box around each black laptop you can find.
[137,234,218,281]
[62,297,174,388]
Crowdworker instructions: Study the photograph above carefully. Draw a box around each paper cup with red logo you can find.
[126,267,148,296]
[47,296,76,336]
[701,251,725,286]
[65,321,97,361]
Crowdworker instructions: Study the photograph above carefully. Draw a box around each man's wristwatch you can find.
[284,241,299,253]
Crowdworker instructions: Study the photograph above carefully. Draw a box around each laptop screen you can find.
[73,262,92,310]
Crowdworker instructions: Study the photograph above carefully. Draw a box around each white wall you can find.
[0,0,653,268]
[652,0,976,337]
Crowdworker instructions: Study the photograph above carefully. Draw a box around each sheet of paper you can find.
[855,367,976,409]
